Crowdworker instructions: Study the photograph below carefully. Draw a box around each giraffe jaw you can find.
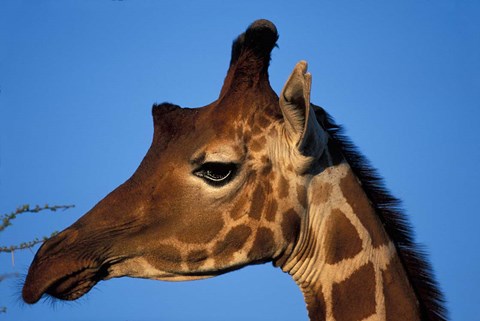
[22,259,214,304]
[105,256,218,282]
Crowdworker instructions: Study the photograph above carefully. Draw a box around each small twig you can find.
[0,204,73,254]
[0,204,74,232]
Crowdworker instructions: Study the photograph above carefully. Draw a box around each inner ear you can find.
[279,61,327,158]
[279,61,312,147]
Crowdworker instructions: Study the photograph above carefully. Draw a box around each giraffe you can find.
[22,20,446,320]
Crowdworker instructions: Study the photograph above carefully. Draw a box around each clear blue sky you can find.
[1,1,479,320]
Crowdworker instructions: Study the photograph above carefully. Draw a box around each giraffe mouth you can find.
[43,265,109,301]
[22,258,112,304]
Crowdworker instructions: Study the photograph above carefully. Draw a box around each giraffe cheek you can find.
[246,227,276,261]
[148,180,226,245]
[229,194,249,220]
[212,225,252,268]
[175,213,225,244]
[144,244,183,272]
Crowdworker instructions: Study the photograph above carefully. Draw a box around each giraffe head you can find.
[22,20,328,304]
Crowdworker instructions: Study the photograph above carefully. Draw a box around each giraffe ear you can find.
[280,61,323,154]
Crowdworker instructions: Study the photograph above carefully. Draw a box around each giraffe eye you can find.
[193,162,238,187]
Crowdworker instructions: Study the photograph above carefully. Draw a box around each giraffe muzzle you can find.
[22,253,111,304]
[21,227,118,304]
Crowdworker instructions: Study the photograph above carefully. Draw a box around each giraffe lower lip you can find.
[45,267,105,301]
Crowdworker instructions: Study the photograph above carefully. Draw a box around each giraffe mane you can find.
[311,104,448,321]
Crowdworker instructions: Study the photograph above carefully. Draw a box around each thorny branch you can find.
[0,231,63,253]
[1,204,74,312]
[0,204,74,253]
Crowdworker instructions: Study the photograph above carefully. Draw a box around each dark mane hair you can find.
[312,104,448,321]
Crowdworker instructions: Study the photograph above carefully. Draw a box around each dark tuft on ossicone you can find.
[229,19,279,69]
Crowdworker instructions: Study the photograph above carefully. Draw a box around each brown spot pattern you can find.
[312,182,332,206]
[278,175,289,199]
[323,209,363,264]
[213,225,252,266]
[250,136,267,153]
[296,184,308,208]
[332,262,376,321]
[186,249,208,271]
[250,139,263,152]
[281,208,301,244]
[265,199,278,222]
[263,180,272,193]
[246,169,257,184]
[340,172,388,247]
[251,125,263,136]
[230,195,248,220]
[148,244,182,270]
[260,156,273,176]
[382,256,420,320]
[305,287,326,321]
[256,114,270,128]
[247,227,275,261]
[249,185,265,220]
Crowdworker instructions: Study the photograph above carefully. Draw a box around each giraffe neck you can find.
[278,161,420,321]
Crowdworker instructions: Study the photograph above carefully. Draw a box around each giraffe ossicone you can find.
[22,19,446,321]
